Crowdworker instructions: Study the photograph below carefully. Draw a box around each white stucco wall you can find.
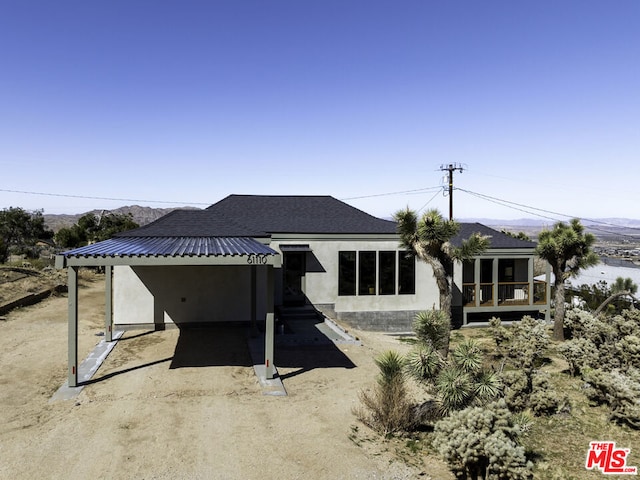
[113,265,267,326]
[273,238,439,314]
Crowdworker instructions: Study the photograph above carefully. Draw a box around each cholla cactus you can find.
[433,400,533,479]
[583,367,640,429]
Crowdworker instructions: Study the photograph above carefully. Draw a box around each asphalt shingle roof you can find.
[106,196,535,252]
[117,195,398,238]
[454,223,537,249]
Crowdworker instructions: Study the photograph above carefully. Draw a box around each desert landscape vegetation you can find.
[1,267,639,479]
[1,207,640,479]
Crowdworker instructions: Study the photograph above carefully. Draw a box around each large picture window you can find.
[398,252,415,295]
[338,250,415,296]
[378,251,396,295]
[358,251,376,295]
[338,251,356,296]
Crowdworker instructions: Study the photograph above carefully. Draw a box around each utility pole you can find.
[440,163,464,220]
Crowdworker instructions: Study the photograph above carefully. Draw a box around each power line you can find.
[340,186,442,201]
[0,187,211,206]
[457,187,640,238]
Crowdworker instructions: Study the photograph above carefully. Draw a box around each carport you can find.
[55,236,281,388]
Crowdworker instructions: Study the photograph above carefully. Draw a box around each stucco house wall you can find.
[273,238,439,331]
[113,265,268,326]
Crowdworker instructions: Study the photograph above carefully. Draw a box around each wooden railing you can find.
[463,281,548,307]
[498,282,529,305]
[462,283,494,306]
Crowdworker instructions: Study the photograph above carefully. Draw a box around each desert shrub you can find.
[561,309,640,428]
[502,370,529,412]
[433,400,533,480]
[354,350,414,435]
[488,316,511,357]
[528,373,560,416]
[557,337,599,376]
[561,309,640,373]
[490,316,562,416]
[582,367,640,429]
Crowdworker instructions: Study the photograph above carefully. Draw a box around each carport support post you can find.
[105,265,113,342]
[68,266,79,388]
[265,265,275,379]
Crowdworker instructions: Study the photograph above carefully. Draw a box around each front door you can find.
[283,252,306,305]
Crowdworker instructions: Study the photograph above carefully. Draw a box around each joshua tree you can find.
[594,277,638,316]
[394,208,489,319]
[535,219,599,340]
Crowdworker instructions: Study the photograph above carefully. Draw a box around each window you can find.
[398,252,415,294]
[379,251,396,295]
[338,251,356,296]
[358,251,376,295]
[338,250,416,296]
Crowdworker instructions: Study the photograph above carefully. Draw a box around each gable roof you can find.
[117,194,397,237]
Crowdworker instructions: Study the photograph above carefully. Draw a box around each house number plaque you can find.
[247,254,268,265]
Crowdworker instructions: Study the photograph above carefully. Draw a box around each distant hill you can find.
[44,205,200,232]
[460,217,640,243]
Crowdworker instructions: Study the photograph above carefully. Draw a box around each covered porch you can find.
[55,236,281,388]
[460,254,551,324]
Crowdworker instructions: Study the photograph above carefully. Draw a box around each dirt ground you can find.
[0,273,453,480]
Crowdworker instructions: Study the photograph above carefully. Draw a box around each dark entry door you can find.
[283,252,306,305]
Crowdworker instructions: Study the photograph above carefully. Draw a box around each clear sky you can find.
[1,1,638,222]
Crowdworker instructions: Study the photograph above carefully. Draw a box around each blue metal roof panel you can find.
[62,237,278,258]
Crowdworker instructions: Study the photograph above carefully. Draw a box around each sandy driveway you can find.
[0,274,452,480]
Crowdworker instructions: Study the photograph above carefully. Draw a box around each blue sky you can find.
[1,1,638,221]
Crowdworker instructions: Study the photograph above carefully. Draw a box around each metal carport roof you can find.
[56,236,280,267]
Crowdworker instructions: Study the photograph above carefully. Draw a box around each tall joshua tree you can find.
[535,218,599,340]
[394,208,489,319]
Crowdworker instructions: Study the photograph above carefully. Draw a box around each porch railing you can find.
[463,281,548,307]
[498,282,530,305]
[462,283,494,306]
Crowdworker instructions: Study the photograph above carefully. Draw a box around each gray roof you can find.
[62,236,277,258]
[454,223,537,249]
[60,196,535,261]
[116,195,398,237]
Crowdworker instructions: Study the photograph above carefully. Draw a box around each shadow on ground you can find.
[170,324,252,369]
[275,343,357,381]
[87,320,356,386]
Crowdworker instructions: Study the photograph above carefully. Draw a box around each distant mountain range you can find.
[460,218,640,228]
[44,205,200,232]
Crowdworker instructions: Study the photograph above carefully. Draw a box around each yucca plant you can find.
[451,338,483,374]
[404,343,443,383]
[355,350,414,435]
[412,309,450,356]
[436,366,474,414]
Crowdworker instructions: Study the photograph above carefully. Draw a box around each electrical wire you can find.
[0,188,211,206]
[340,186,442,201]
[457,188,640,238]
